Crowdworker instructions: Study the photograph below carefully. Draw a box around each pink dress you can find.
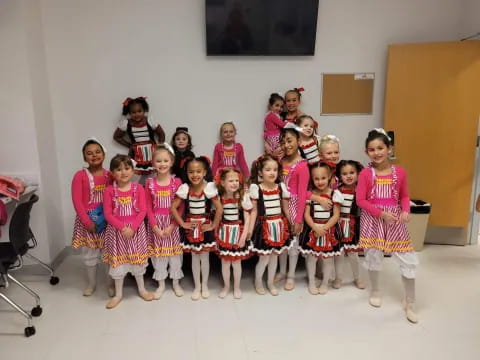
[145,176,182,257]
[211,143,250,178]
[356,165,413,253]
[103,183,150,273]
[282,159,310,224]
[263,111,285,152]
[71,169,111,250]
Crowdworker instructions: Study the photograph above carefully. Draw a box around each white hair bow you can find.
[319,134,340,144]
[162,142,175,157]
[284,122,304,134]
[374,128,392,141]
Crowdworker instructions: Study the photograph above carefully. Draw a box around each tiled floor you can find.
[1,244,479,360]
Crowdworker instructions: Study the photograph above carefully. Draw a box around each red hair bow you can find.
[322,161,337,171]
[295,87,305,92]
[122,97,132,106]
[313,120,319,129]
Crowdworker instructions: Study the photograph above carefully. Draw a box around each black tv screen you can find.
[206,0,319,56]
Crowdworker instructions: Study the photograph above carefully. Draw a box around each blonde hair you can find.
[319,134,340,150]
[219,122,237,141]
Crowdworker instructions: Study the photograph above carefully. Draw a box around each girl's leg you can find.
[332,255,344,289]
[232,260,242,299]
[219,259,231,299]
[276,252,288,282]
[191,253,201,300]
[267,254,279,296]
[134,273,154,301]
[402,277,418,323]
[200,252,210,299]
[170,255,184,297]
[255,255,270,295]
[285,242,299,290]
[106,276,124,309]
[306,255,319,295]
[152,257,168,300]
[347,253,365,289]
[394,251,419,323]
[363,248,384,307]
[84,265,97,296]
[319,257,334,295]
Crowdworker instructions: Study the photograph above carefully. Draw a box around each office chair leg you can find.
[0,292,36,337]
[24,253,60,285]
[7,274,41,307]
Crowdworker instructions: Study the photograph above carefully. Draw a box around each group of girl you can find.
[71,92,419,324]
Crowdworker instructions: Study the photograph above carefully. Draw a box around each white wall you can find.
[0,0,470,258]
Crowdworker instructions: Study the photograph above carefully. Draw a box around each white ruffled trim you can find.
[298,247,344,258]
[204,182,218,199]
[108,264,147,279]
[241,193,253,211]
[175,183,189,199]
[251,238,295,256]
[181,241,217,252]
[217,242,253,258]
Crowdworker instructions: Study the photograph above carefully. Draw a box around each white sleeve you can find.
[241,193,253,211]
[117,117,128,131]
[332,189,344,204]
[175,183,189,199]
[204,182,218,199]
[280,182,291,199]
[146,113,159,128]
[249,184,259,200]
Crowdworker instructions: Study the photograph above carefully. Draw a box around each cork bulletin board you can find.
[321,73,374,115]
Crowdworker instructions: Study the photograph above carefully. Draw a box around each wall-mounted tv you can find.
[206,0,319,56]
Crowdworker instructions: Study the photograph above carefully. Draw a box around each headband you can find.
[373,128,392,141]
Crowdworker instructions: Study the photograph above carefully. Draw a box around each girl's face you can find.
[222,171,240,194]
[221,124,236,143]
[320,143,340,163]
[187,161,207,186]
[281,132,299,157]
[269,100,284,114]
[299,118,315,138]
[311,167,331,192]
[83,144,104,168]
[339,164,358,187]
[174,133,189,151]
[366,139,390,165]
[129,103,145,123]
[259,160,278,184]
[153,150,173,175]
[285,92,300,113]
[112,163,134,185]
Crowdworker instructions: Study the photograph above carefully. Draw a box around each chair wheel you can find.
[25,326,36,337]
[31,305,42,317]
[50,276,59,285]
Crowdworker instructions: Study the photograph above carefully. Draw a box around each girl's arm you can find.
[248,200,258,236]
[398,167,411,213]
[236,144,250,178]
[71,171,94,228]
[356,170,382,217]
[210,197,223,229]
[103,187,125,230]
[309,193,333,210]
[144,182,157,227]
[293,163,310,223]
[211,143,221,176]
[304,203,316,229]
[131,186,147,231]
[113,128,131,148]
[170,197,187,228]
[323,203,341,230]
[282,198,291,222]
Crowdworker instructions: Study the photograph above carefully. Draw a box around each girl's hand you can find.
[314,224,326,237]
[201,223,214,232]
[293,222,303,236]
[121,226,134,239]
[181,222,195,230]
[238,232,248,248]
[164,224,175,237]
[86,224,96,233]
[153,225,164,238]
[318,197,333,210]
[398,212,410,224]
[273,147,284,158]
[381,211,398,224]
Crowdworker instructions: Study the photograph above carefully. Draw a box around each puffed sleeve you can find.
[249,183,259,200]
[117,117,128,131]
[146,113,159,128]
[332,189,344,204]
[241,193,253,211]
[204,182,218,199]
[280,182,291,199]
[175,183,189,199]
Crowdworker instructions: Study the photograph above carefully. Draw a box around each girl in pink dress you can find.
[71,138,112,296]
[103,155,153,309]
[282,87,305,123]
[357,129,418,323]
[211,122,250,179]
[145,144,184,299]
[263,93,286,157]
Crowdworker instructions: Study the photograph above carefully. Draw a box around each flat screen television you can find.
[206,0,319,56]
